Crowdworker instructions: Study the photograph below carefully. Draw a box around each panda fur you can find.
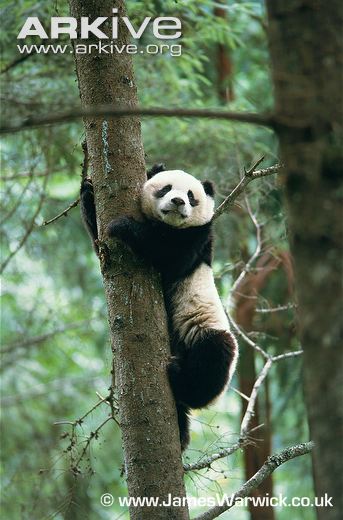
[80,164,238,450]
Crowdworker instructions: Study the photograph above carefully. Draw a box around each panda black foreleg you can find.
[107,216,156,262]
[168,330,237,410]
[80,178,99,254]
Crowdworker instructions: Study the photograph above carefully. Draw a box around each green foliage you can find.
[1,1,314,519]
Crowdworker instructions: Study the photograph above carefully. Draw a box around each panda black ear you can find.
[202,180,215,197]
[147,163,166,179]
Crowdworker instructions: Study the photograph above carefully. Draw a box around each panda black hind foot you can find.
[169,329,237,410]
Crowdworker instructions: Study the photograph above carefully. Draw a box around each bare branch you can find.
[0,176,48,274]
[256,303,297,313]
[0,175,33,225]
[73,415,116,471]
[227,312,269,359]
[229,197,263,297]
[231,387,250,402]
[1,169,59,181]
[184,438,252,472]
[240,358,273,436]
[41,140,88,226]
[193,441,314,520]
[272,350,303,362]
[0,105,275,135]
[1,51,36,74]
[54,394,114,428]
[1,39,56,74]
[213,160,283,220]
[61,389,119,473]
[1,321,89,354]
[42,198,80,226]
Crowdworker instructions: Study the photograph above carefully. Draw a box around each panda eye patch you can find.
[188,190,199,207]
[155,184,172,198]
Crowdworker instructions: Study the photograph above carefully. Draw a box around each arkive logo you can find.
[17,8,182,40]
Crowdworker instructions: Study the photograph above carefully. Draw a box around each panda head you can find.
[141,164,215,228]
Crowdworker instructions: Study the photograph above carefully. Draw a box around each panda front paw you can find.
[107,216,132,239]
[80,177,94,196]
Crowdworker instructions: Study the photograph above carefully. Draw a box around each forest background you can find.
[1,1,341,519]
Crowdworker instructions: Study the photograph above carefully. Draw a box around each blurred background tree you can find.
[1,1,316,519]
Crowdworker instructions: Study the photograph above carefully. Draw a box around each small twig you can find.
[42,141,87,227]
[231,387,250,402]
[1,51,36,74]
[0,176,48,273]
[53,393,113,429]
[227,313,269,359]
[229,197,263,298]
[213,160,282,220]
[193,441,314,520]
[272,350,303,362]
[75,396,111,425]
[1,321,89,354]
[1,169,56,181]
[96,391,111,406]
[184,438,252,472]
[74,416,115,469]
[245,156,266,175]
[256,303,297,313]
[42,198,80,226]
[0,174,34,225]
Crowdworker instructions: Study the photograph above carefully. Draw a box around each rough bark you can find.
[68,1,189,518]
[265,2,343,519]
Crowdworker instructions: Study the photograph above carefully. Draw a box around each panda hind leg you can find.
[176,402,190,451]
[169,329,237,410]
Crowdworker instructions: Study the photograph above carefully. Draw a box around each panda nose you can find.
[171,197,185,207]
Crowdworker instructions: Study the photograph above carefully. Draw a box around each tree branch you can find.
[227,312,269,359]
[228,195,263,297]
[255,303,296,313]
[1,51,36,74]
[1,321,89,354]
[0,175,48,274]
[42,198,80,226]
[193,441,314,520]
[272,350,303,362]
[0,105,274,135]
[213,159,283,220]
[184,437,254,472]
[240,358,273,436]
[1,169,60,181]
[42,141,87,226]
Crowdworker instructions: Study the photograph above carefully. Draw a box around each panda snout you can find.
[171,197,185,207]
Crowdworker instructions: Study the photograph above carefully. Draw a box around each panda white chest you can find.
[169,264,230,345]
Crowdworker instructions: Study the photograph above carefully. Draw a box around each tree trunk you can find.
[265,2,343,519]
[68,1,189,518]
[214,3,234,103]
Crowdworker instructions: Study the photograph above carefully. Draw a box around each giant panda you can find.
[80,164,238,450]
